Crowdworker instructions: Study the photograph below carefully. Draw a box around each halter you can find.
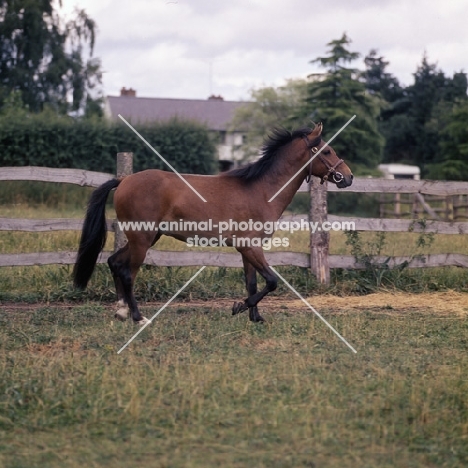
[302,136,345,185]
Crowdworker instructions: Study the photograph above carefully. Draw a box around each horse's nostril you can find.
[350,174,354,180]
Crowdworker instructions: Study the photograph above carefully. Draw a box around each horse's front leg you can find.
[234,255,265,322]
[232,247,278,322]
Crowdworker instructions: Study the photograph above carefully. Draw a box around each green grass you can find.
[1,302,467,467]
[1,200,468,301]
[0,181,94,210]
[1,190,468,466]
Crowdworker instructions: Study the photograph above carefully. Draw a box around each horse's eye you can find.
[323,149,331,156]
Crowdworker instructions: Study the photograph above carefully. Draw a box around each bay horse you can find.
[73,123,353,324]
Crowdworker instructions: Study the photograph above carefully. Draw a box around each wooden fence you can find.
[379,192,468,220]
[1,153,468,285]
[308,177,468,283]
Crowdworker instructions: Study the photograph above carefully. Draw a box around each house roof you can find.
[105,95,247,132]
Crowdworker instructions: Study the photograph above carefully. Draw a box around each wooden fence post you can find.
[309,177,330,285]
[114,152,133,252]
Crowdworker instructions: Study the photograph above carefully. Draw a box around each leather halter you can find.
[302,136,345,184]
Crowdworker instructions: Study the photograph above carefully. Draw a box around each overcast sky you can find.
[61,0,468,102]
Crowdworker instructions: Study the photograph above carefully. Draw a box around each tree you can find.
[404,55,468,171]
[0,0,102,115]
[296,33,383,172]
[230,79,308,160]
[362,49,403,104]
[409,55,446,130]
[426,101,468,180]
[380,53,468,175]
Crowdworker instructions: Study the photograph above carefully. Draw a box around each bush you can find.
[0,112,216,175]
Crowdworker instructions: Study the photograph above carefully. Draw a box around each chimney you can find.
[120,87,136,97]
[208,94,224,101]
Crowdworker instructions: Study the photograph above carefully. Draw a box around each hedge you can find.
[0,114,217,175]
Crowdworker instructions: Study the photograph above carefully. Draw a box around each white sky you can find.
[61,0,468,101]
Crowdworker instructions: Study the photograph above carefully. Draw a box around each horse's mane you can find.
[223,126,320,183]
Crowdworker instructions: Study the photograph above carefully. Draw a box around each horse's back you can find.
[113,168,278,223]
[114,169,213,222]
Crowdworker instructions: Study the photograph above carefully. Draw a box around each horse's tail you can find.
[73,178,121,289]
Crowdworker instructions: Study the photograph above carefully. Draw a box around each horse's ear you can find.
[310,122,323,138]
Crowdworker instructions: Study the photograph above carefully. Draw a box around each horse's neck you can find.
[263,146,307,217]
[267,178,304,217]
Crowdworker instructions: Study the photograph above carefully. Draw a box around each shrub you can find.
[0,113,216,175]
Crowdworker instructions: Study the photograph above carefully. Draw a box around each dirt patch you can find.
[141,291,468,316]
[298,291,468,316]
[3,291,468,317]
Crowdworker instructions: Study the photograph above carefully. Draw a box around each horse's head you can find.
[303,123,353,188]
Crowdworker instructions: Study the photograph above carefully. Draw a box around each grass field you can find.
[1,294,468,467]
[1,186,468,466]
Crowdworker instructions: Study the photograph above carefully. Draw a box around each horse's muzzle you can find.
[335,173,353,188]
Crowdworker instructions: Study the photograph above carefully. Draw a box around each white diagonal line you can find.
[268,115,356,203]
[118,114,207,203]
[270,266,357,354]
[117,266,206,354]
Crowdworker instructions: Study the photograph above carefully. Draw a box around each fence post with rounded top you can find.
[114,152,133,252]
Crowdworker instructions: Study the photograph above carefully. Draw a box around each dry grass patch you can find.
[297,291,468,316]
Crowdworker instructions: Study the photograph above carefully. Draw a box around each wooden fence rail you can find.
[2,250,468,270]
[1,166,113,187]
[1,155,468,285]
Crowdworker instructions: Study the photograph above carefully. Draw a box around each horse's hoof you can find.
[137,316,151,326]
[250,314,265,323]
[249,308,265,323]
[232,301,246,315]
[115,307,129,321]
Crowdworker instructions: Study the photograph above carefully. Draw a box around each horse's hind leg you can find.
[233,255,264,322]
[108,244,130,320]
[109,231,158,324]
[232,247,277,322]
